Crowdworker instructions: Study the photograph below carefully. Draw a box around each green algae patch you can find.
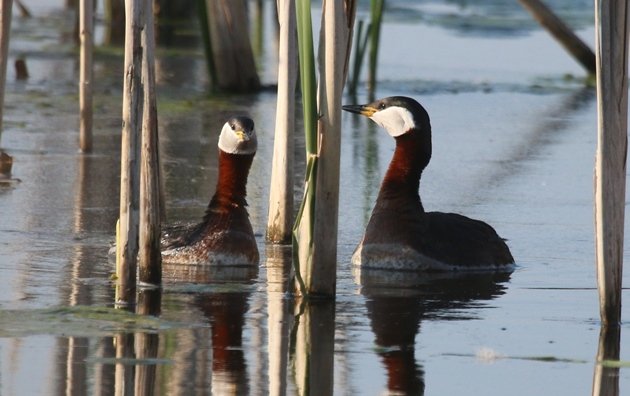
[518,356,588,364]
[88,356,173,366]
[600,360,630,368]
[0,306,200,338]
[445,351,588,365]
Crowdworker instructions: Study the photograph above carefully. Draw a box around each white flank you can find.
[352,242,516,272]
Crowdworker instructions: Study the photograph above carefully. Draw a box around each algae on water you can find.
[0,306,196,338]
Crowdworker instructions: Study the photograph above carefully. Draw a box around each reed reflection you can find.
[265,244,295,396]
[357,269,511,395]
[93,337,116,395]
[135,289,161,396]
[291,298,335,396]
[592,326,621,396]
[114,332,136,396]
[57,152,119,396]
[111,290,162,396]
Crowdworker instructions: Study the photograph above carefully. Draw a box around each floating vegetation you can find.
[445,350,589,364]
[377,75,593,97]
[87,355,173,366]
[599,360,630,368]
[379,0,594,37]
[0,306,200,338]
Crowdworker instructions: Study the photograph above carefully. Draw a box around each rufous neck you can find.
[208,150,254,210]
[377,128,431,202]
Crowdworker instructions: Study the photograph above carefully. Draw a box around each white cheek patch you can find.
[218,123,257,155]
[370,106,416,137]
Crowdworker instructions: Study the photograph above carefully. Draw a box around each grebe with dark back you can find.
[343,96,514,271]
[161,116,259,266]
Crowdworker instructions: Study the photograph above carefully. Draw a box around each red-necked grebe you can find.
[161,116,259,266]
[343,96,514,271]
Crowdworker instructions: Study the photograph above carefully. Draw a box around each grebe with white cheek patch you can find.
[343,96,514,271]
[161,116,259,266]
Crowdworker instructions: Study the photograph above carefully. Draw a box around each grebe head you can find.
[342,96,431,137]
[218,116,257,155]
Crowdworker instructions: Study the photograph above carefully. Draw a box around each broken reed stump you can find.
[79,0,94,152]
[0,0,13,139]
[518,0,596,74]
[204,0,260,92]
[117,0,145,306]
[594,0,628,326]
[104,0,125,45]
[14,0,29,18]
[138,0,162,286]
[267,0,297,244]
[14,58,27,79]
[0,150,12,176]
[117,0,163,304]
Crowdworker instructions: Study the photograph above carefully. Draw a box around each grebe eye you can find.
[379,103,386,110]
[230,124,235,130]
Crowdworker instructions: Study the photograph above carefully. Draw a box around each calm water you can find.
[0,1,628,395]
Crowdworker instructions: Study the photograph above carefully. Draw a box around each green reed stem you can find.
[348,19,370,96]
[293,0,319,295]
[368,0,384,97]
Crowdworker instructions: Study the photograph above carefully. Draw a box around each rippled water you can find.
[0,1,628,395]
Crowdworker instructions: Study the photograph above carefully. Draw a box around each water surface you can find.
[0,1,628,395]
